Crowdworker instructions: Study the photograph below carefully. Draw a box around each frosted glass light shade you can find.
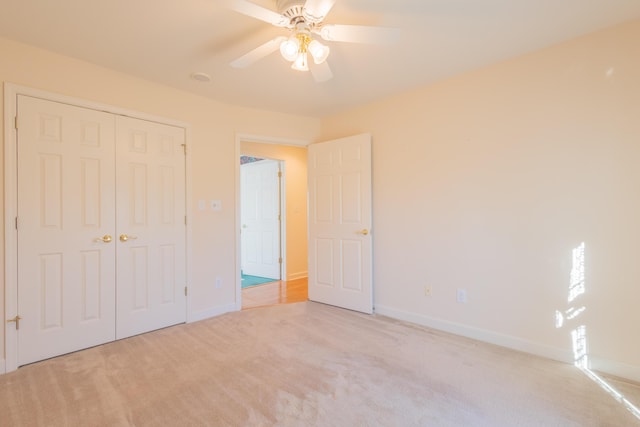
[280,38,299,62]
[308,40,330,64]
[291,52,309,71]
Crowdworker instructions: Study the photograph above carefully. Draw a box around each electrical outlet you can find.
[210,200,222,211]
[424,285,432,297]
[215,277,222,289]
[457,288,467,304]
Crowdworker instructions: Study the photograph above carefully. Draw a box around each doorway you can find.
[237,139,309,309]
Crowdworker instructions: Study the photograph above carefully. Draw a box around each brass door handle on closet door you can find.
[95,235,113,243]
[119,234,138,242]
[356,229,369,236]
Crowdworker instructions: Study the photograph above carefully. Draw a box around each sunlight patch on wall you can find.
[568,242,585,303]
[556,242,640,420]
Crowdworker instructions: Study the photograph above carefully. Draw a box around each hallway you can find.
[241,277,308,310]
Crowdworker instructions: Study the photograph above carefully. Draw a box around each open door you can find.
[308,133,372,314]
[240,159,282,280]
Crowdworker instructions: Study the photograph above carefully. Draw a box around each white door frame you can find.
[234,134,310,310]
[2,83,192,374]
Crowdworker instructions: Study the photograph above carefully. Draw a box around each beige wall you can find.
[240,142,308,281]
[3,17,640,382]
[320,19,640,380]
[0,37,321,367]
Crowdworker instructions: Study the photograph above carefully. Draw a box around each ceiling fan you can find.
[226,0,399,82]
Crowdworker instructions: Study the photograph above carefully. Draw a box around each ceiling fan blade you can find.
[311,61,333,83]
[317,24,400,45]
[225,0,289,27]
[230,36,287,68]
[303,0,337,22]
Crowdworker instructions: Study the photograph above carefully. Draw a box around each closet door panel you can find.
[16,95,117,366]
[115,116,187,339]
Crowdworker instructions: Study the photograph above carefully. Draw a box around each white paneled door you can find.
[240,160,281,280]
[15,95,186,366]
[308,134,373,314]
[17,96,117,366]
[115,116,186,339]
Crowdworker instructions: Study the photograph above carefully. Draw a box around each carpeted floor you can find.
[1,302,639,426]
[241,273,276,288]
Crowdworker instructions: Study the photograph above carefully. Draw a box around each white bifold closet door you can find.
[16,95,186,366]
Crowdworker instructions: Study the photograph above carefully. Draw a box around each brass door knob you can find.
[357,229,369,236]
[95,235,112,243]
[119,234,138,242]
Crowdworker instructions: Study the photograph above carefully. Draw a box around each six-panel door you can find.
[16,95,186,366]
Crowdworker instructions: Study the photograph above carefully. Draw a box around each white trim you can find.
[278,160,287,282]
[590,357,640,383]
[375,304,573,364]
[375,305,640,382]
[3,83,192,373]
[184,127,194,323]
[189,303,238,323]
[5,83,188,128]
[235,137,242,309]
[0,358,5,374]
[375,304,640,382]
[236,133,311,147]
[4,83,20,373]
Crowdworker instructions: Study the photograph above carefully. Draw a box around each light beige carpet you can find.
[1,301,639,426]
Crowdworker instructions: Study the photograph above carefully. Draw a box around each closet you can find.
[15,95,186,366]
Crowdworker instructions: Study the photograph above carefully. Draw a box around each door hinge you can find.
[278,171,282,178]
[279,257,282,264]
[185,215,187,225]
[7,315,22,330]
[15,217,18,230]
[184,286,188,296]
[14,116,18,130]
[181,144,187,155]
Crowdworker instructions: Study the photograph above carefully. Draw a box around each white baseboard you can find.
[287,271,308,281]
[188,303,238,323]
[0,358,5,375]
[374,305,574,364]
[590,357,640,383]
[374,304,640,382]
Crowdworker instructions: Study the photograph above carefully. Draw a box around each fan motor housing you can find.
[276,0,305,18]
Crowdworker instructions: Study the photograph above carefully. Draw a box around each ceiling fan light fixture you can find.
[280,37,299,61]
[308,39,330,64]
[291,51,309,71]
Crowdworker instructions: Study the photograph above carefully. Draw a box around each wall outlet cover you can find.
[457,289,467,303]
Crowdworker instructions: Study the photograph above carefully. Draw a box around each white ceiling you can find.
[2,0,640,117]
